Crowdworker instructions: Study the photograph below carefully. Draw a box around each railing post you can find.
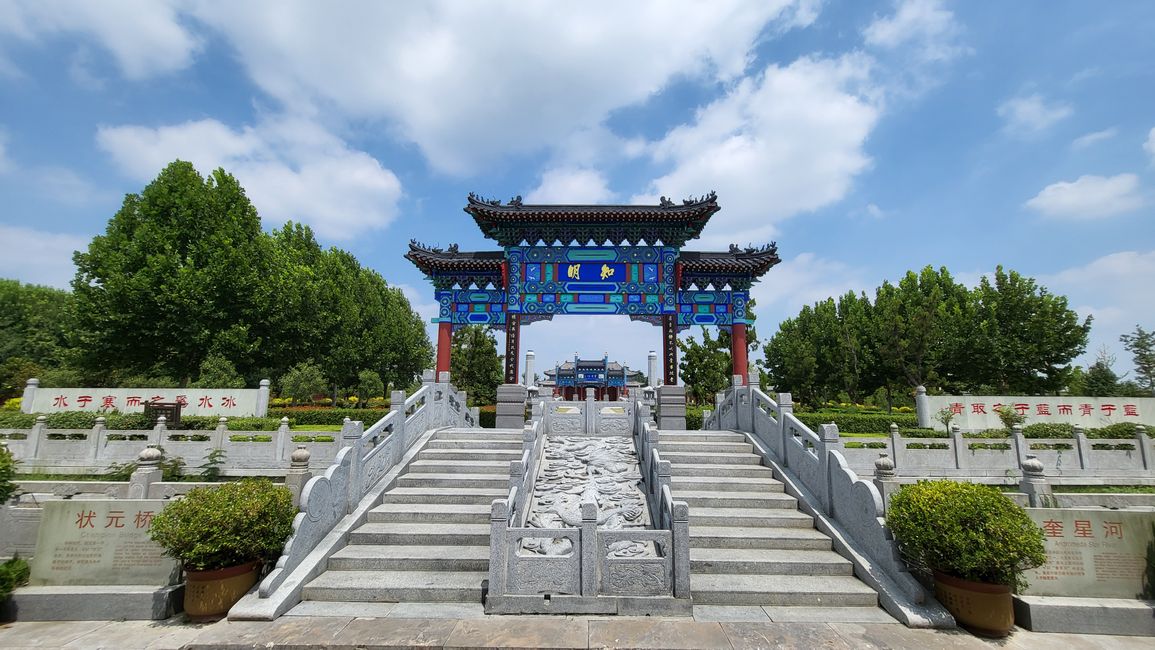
[341,417,364,512]
[818,423,840,516]
[488,500,510,597]
[1073,424,1091,470]
[580,499,598,597]
[391,390,406,465]
[914,385,930,428]
[285,446,313,508]
[671,498,690,599]
[276,416,292,461]
[950,423,964,470]
[28,415,46,458]
[213,416,228,448]
[128,445,165,499]
[89,416,105,461]
[256,379,271,417]
[1011,423,1027,468]
[1019,455,1053,507]
[21,378,39,414]
[873,453,897,514]
[889,423,902,472]
[776,393,793,466]
[152,416,167,446]
[586,387,596,435]
[1136,425,1152,471]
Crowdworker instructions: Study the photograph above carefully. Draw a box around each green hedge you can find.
[266,407,389,426]
[1022,423,1074,438]
[686,405,705,431]
[479,405,495,429]
[794,412,918,434]
[1086,423,1146,439]
[0,412,35,428]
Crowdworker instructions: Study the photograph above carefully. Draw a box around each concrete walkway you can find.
[1,605,1150,649]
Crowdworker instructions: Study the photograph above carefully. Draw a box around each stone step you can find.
[669,463,772,478]
[425,439,522,450]
[689,526,831,550]
[659,451,761,465]
[405,459,510,475]
[658,440,753,454]
[691,574,878,606]
[396,473,509,489]
[327,545,489,572]
[679,491,797,509]
[368,502,491,524]
[302,570,487,603]
[689,548,852,575]
[433,430,523,441]
[690,507,812,528]
[380,487,505,505]
[417,448,522,462]
[659,432,747,443]
[671,475,783,492]
[349,522,490,546]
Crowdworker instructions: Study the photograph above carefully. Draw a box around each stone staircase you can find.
[658,430,880,607]
[299,428,524,604]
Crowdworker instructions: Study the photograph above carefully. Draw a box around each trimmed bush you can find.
[1028,442,1073,450]
[479,405,495,428]
[969,442,1012,451]
[0,555,30,604]
[0,412,35,428]
[794,412,919,434]
[267,407,387,426]
[148,478,295,571]
[886,480,1045,590]
[898,427,945,438]
[1022,423,1074,439]
[686,405,705,430]
[1087,423,1146,439]
[845,441,888,449]
[0,444,18,503]
[906,442,949,449]
[963,428,1010,439]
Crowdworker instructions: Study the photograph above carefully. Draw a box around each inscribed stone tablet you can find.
[29,499,181,587]
[1022,508,1155,599]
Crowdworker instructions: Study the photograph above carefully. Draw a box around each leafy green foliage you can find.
[1120,325,1155,395]
[678,328,731,405]
[267,408,384,426]
[793,412,918,433]
[0,280,76,400]
[0,444,19,503]
[1022,423,1074,439]
[0,555,30,602]
[198,448,227,482]
[685,405,705,430]
[190,353,246,389]
[887,480,1046,590]
[0,412,35,428]
[449,325,503,406]
[1086,423,1146,439]
[478,405,495,428]
[147,478,295,571]
[994,405,1025,430]
[355,370,384,406]
[278,360,327,404]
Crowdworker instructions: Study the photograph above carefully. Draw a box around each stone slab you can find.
[691,605,770,622]
[443,616,588,649]
[1022,508,1155,598]
[589,618,730,649]
[283,600,396,617]
[58,617,206,650]
[763,606,898,624]
[1013,595,1155,636]
[721,621,856,650]
[29,500,179,587]
[9,584,183,621]
[332,616,458,648]
[386,601,486,619]
[0,620,112,647]
[184,615,352,648]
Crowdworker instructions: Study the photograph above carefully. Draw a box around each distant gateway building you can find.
[539,356,646,401]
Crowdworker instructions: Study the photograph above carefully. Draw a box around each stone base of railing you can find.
[485,593,692,616]
[496,384,528,429]
[655,386,686,430]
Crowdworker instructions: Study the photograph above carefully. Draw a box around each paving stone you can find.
[721,622,855,650]
[443,616,588,649]
[826,622,994,649]
[692,605,770,622]
[387,602,486,619]
[589,618,730,649]
[332,617,458,648]
[763,606,897,624]
[185,616,351,649]
[0,621,112,648]
[284,601,396,618]
[60,618,206,650]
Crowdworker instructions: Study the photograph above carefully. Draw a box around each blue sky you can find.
[1,1,1153,383]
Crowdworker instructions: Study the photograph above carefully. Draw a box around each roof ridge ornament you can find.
[508,195,523,208]
[467,191,502,206]
[683,190,717,206]
[659,196,675,208]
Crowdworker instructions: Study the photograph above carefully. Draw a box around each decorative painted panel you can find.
[676,290,748,326]
[437,289,507,326]
[506,246,677,316]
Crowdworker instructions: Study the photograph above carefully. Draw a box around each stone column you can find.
[495,384,527,430]
[1136,425,1152,470]
[256,379,271,417]
[889,423,902,471]
[914,385,931,428]
[20,378,38,414]
[436,321,453,378]
[647,350,658,388]
[127,445,164,499]
[504,314,521,385]
[1011,423,1028,467]
[276,417,292,461]
[873,453,897,514]
[285,446,312,508]
[950,423,964,470]
[731,323,748,386]
[1074,424,1091,470]
[27,415,46,458]
[580,500,598,597]
[585,387,596,435]
[776,393,793,466]
[213,417,228,448]
[817,423,841,516]
[1019,455,1053,508]
[655,385,686,431]
[524,350,535,388]
[152,416,167,446]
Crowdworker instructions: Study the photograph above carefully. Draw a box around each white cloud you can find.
[1025,174,1144,219]
[0,0,199,79]
[1070,128,1117,150]
[863,0,968,63]
[749,252,871,330]
[525,168,615,204]
[182,1,812,175]
[1145,127,1155,163]
[0,130,11,173]
[636,54,880,246]
[1041,250,1155,375]
[96,116,403,240]
[997,94,1073,135]
[864,203,886,219]
[0,225,87,288]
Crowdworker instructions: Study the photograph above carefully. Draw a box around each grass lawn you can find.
[839,432,888,438]
[291,424,344,432]
[1052,485,1155,494]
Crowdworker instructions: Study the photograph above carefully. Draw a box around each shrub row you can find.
[794,412,919,434]
[966,423,1149,439]
[686,405,705,430]
[479,405,495,429]
[266,407,388,426]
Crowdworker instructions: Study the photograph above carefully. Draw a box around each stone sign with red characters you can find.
[922,395,1153,431]
[1021,508,1155,599]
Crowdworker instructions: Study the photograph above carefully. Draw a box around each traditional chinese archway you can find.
[405,192,780,389]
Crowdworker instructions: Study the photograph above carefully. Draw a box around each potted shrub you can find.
[886,480,1046,637]
[148,477,295,620]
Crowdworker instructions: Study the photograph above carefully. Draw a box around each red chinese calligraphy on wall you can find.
[101,396,117,409]
[126,396,142,407]
[197,396,213,408]
[1036,404,1051,416]
[1041,519,1063,537]
[1057,404,1072,415]
[1123,405,1138,417]
[971,403,986,414]
[1073,520,1093,538]
[221,396,237,408]
[53,395,68,407]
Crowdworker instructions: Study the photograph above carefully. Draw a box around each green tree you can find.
[1083,348,1120,397]
[872,266,971,390]
[449,325,502,405]
[966,266,1091,394]
[355,369,385,406]
[678,328,731,405]
[1120,325,1155,395]
[279,360,327,403]
[0,280,77,396]
[191,353,246,389]
[72,161,269,386]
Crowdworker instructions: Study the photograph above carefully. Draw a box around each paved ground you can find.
[1,604,1151,649]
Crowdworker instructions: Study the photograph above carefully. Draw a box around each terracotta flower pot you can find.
[183,562,260,621]
[933,570,1014,637]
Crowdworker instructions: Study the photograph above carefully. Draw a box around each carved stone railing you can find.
[258,373,474,599]
[539,393,635,436]
[703,380,952,627]
[486,397,689,615]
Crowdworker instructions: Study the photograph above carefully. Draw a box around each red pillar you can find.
[436,321,452,377]
[732,323,748,386]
